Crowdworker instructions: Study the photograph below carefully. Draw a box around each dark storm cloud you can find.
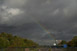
[0,0,77,45]
[0,0,4,4]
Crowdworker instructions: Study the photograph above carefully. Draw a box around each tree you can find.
[9,36,25,47]
[0,37,10,48]
[67,36,77,47]
[24,39,38,47]
[0,32,7,37]
[58,40,67,46]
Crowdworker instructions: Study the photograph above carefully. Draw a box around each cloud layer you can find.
[0,0,77,45]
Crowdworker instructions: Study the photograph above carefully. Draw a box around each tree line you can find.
[0,32,38,48]
[58,36,77,47]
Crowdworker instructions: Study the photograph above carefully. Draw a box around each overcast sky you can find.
[0,0,77,45]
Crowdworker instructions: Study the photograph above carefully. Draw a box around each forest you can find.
[0,32,38,48]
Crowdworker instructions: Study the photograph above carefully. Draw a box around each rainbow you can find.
[32,16,56,40]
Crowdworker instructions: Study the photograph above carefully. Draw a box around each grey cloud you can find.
[0,0,77,45]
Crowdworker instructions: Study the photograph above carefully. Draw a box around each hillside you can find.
[0,32,38,48]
